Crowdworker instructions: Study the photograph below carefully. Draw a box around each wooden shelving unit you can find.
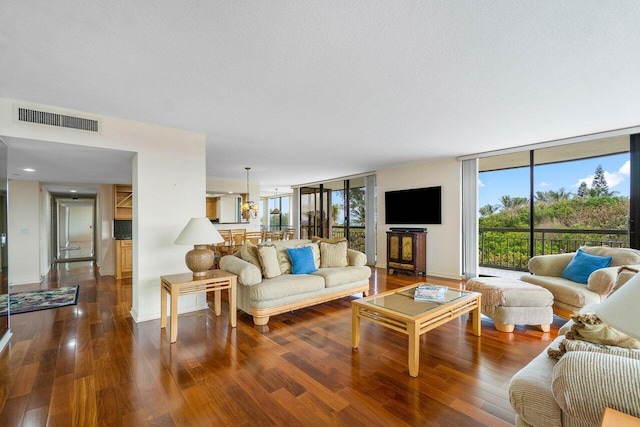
[114,184,132,219]
[114,184,133,279]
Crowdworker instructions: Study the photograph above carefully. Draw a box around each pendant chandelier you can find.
[241,167,258,220]
[270,188,281,215]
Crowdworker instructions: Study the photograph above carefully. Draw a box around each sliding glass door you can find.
[298,176,371,254]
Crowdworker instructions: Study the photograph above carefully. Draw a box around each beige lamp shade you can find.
[175,218,224,277]
[596,272,640,341]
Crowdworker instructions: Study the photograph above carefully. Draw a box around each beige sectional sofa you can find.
[220,238,371,326]
[520,246,640,319]
[509,302,640,426]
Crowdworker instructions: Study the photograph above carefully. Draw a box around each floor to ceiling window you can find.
[266,191,291,231]
[478,135,632,274]
[297,174,374,259]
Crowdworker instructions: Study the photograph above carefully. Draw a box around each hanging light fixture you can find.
[241,167,258,220]
[270,188,281,215]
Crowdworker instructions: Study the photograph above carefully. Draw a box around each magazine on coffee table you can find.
[412,284,448,302]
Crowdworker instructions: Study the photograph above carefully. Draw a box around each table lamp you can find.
[174,217,224,277]
[596,271,640,340]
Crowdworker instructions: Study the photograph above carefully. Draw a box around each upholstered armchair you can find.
[520,246,640,319]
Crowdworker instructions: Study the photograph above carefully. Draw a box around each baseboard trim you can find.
[130,302,208,323]
[0,330,12,354]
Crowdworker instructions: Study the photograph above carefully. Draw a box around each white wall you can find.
[0,98,207,321]
[218,195,241,223]
[375,158,462,280]
[68,206,93,241]
[39,185,52,276]
[8,180,41,286]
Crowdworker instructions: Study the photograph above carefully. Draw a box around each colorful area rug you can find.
[0,286,79,315]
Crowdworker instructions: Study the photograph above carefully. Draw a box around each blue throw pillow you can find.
[287,246,317,275]
[561,248,612,284]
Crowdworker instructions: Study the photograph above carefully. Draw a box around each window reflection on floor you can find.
[58,240,93,259]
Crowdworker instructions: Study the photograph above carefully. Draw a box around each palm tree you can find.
[500,195,528,210]
[479,204,499,216]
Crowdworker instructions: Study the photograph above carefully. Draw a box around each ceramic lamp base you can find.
[185,245,215,277]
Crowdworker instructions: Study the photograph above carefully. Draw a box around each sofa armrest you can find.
[552,351,640,425]
[586,266,618,296]
[347,249,367,266]
[219,255,262,286]
[527,253,575,277]
[612,264,640,294]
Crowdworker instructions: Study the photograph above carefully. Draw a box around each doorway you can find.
[52,196,96,262]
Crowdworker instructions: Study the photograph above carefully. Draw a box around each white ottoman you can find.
[465,277,554,332]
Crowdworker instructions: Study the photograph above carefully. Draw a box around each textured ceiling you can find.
[1,1,639,193]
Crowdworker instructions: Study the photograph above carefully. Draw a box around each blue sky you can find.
[478,153,630,208]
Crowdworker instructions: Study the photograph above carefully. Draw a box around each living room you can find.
[1,2,640,425]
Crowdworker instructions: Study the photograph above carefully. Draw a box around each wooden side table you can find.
[600,408,640,426]
[160,269,237,343]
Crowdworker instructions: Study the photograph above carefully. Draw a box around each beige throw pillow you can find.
[548,312,640,359]
[306,243,320,269]
[312,236,347,244]
[240,241,261,269]
[258,245,281,279]
[319,241,348,268]
[275,245,292,274]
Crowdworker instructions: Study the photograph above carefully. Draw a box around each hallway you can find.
[57,240,94,260]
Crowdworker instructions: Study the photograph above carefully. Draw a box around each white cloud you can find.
[573,175,592,188]
[539,181,549,188]
[477,178,484,187]
[573,160,630,190]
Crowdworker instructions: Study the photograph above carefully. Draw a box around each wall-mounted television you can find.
[385,186,442,224]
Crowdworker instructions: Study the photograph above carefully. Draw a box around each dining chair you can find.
[230,229,246,245]
[245,231,263,244]
[283,228,295,240]
[217,229,232,246]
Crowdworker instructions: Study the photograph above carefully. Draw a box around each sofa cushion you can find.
[319,241,348,268]
[247,274,325,301]
[258,245,282,279]
[552,351,640,425]
[274,245,292,274]
[240,241,262,269]
[560,248,612,284]
[312,265,372,288]
[521,274,602,308]
[287,246,317,275]
[307,242,320,269]
[312,236,347,244]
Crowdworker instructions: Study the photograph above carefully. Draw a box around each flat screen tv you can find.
[385,186,442,224]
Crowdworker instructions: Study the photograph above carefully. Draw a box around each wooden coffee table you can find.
[352,283,481,377]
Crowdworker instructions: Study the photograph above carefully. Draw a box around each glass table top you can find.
[359,284,468,317]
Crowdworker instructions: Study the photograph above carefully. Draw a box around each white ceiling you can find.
[1,1,639,194]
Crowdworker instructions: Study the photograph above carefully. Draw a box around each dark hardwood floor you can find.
[0,262,565,426]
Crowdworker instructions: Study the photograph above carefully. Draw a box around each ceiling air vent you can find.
[17,107,99,133]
